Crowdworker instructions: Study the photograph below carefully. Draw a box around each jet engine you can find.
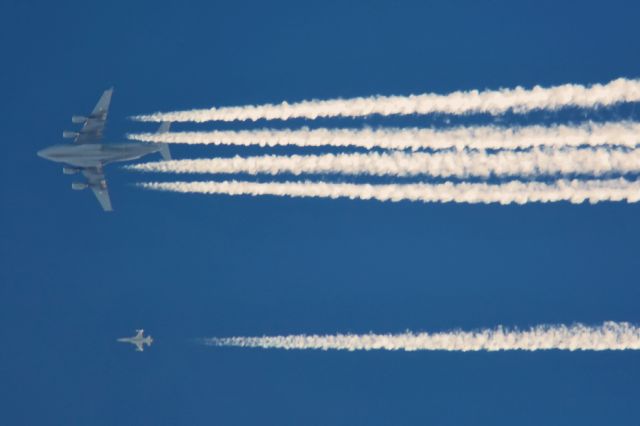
[63,131,79,139]
[71,182,88,190]
[63,167,79,175]
[72,115,88,124]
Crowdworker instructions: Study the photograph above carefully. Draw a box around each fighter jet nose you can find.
[36,148,47,159]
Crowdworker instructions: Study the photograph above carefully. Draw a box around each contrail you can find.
[138,178,640,204]
[127,121,640,151]
[201,322,640,352]
[131,78,640,122]
[127,148,640,178]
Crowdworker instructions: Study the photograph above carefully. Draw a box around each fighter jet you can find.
[37,88,172,211]
[117,329,153,352]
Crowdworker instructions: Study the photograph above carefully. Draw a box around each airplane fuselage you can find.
[37,142,163,168]
[117,336,153,345]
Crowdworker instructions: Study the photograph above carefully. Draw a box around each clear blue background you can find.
[1,1,639,425]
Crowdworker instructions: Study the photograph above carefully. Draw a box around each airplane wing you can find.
[74,88,114,145]
[135,329,144,338]
[82,167,113,211]
[135,342,144,352]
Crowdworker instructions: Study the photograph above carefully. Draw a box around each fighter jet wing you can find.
[74,88,113,145]
[82,167,113,211]
[135,342,144,352]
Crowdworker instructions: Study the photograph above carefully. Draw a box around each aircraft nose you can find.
[37,147,54,160]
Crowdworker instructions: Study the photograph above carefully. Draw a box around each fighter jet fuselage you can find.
[118,329,153,352]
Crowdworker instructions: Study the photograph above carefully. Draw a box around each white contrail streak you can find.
[131,78,640,122]
[138,178,640,204]
[127,148,640,178]
[127,122,640,151]
[201,322,640,352]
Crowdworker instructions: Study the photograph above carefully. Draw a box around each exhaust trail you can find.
[138,178,640,204]
[127,148,640,178]
[202,322,640,352]
[131,78,640,123]
[127,122,640,151]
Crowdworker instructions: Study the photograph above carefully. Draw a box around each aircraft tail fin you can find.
[157,122,171,160]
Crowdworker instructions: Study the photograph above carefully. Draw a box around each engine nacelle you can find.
[63,167,79,175]
[71,182,88,190]
[63,130,79,139]
[72,115,88,124]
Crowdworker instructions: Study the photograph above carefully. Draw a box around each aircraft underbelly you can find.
[62,154,109,168]
[102,146,157,164]
[118,153,148,162]
[62,158,100,168]
[64,151,148,167]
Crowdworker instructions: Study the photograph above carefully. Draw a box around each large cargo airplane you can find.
[37,88,171,211]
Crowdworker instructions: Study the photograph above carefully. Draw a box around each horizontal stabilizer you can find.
[157,122,172,160]
[157,122,171,134]
[158,144,171,161]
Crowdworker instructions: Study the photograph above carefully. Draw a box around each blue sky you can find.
[1,1,640,424]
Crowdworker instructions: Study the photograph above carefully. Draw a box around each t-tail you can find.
[156,122,172,160]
